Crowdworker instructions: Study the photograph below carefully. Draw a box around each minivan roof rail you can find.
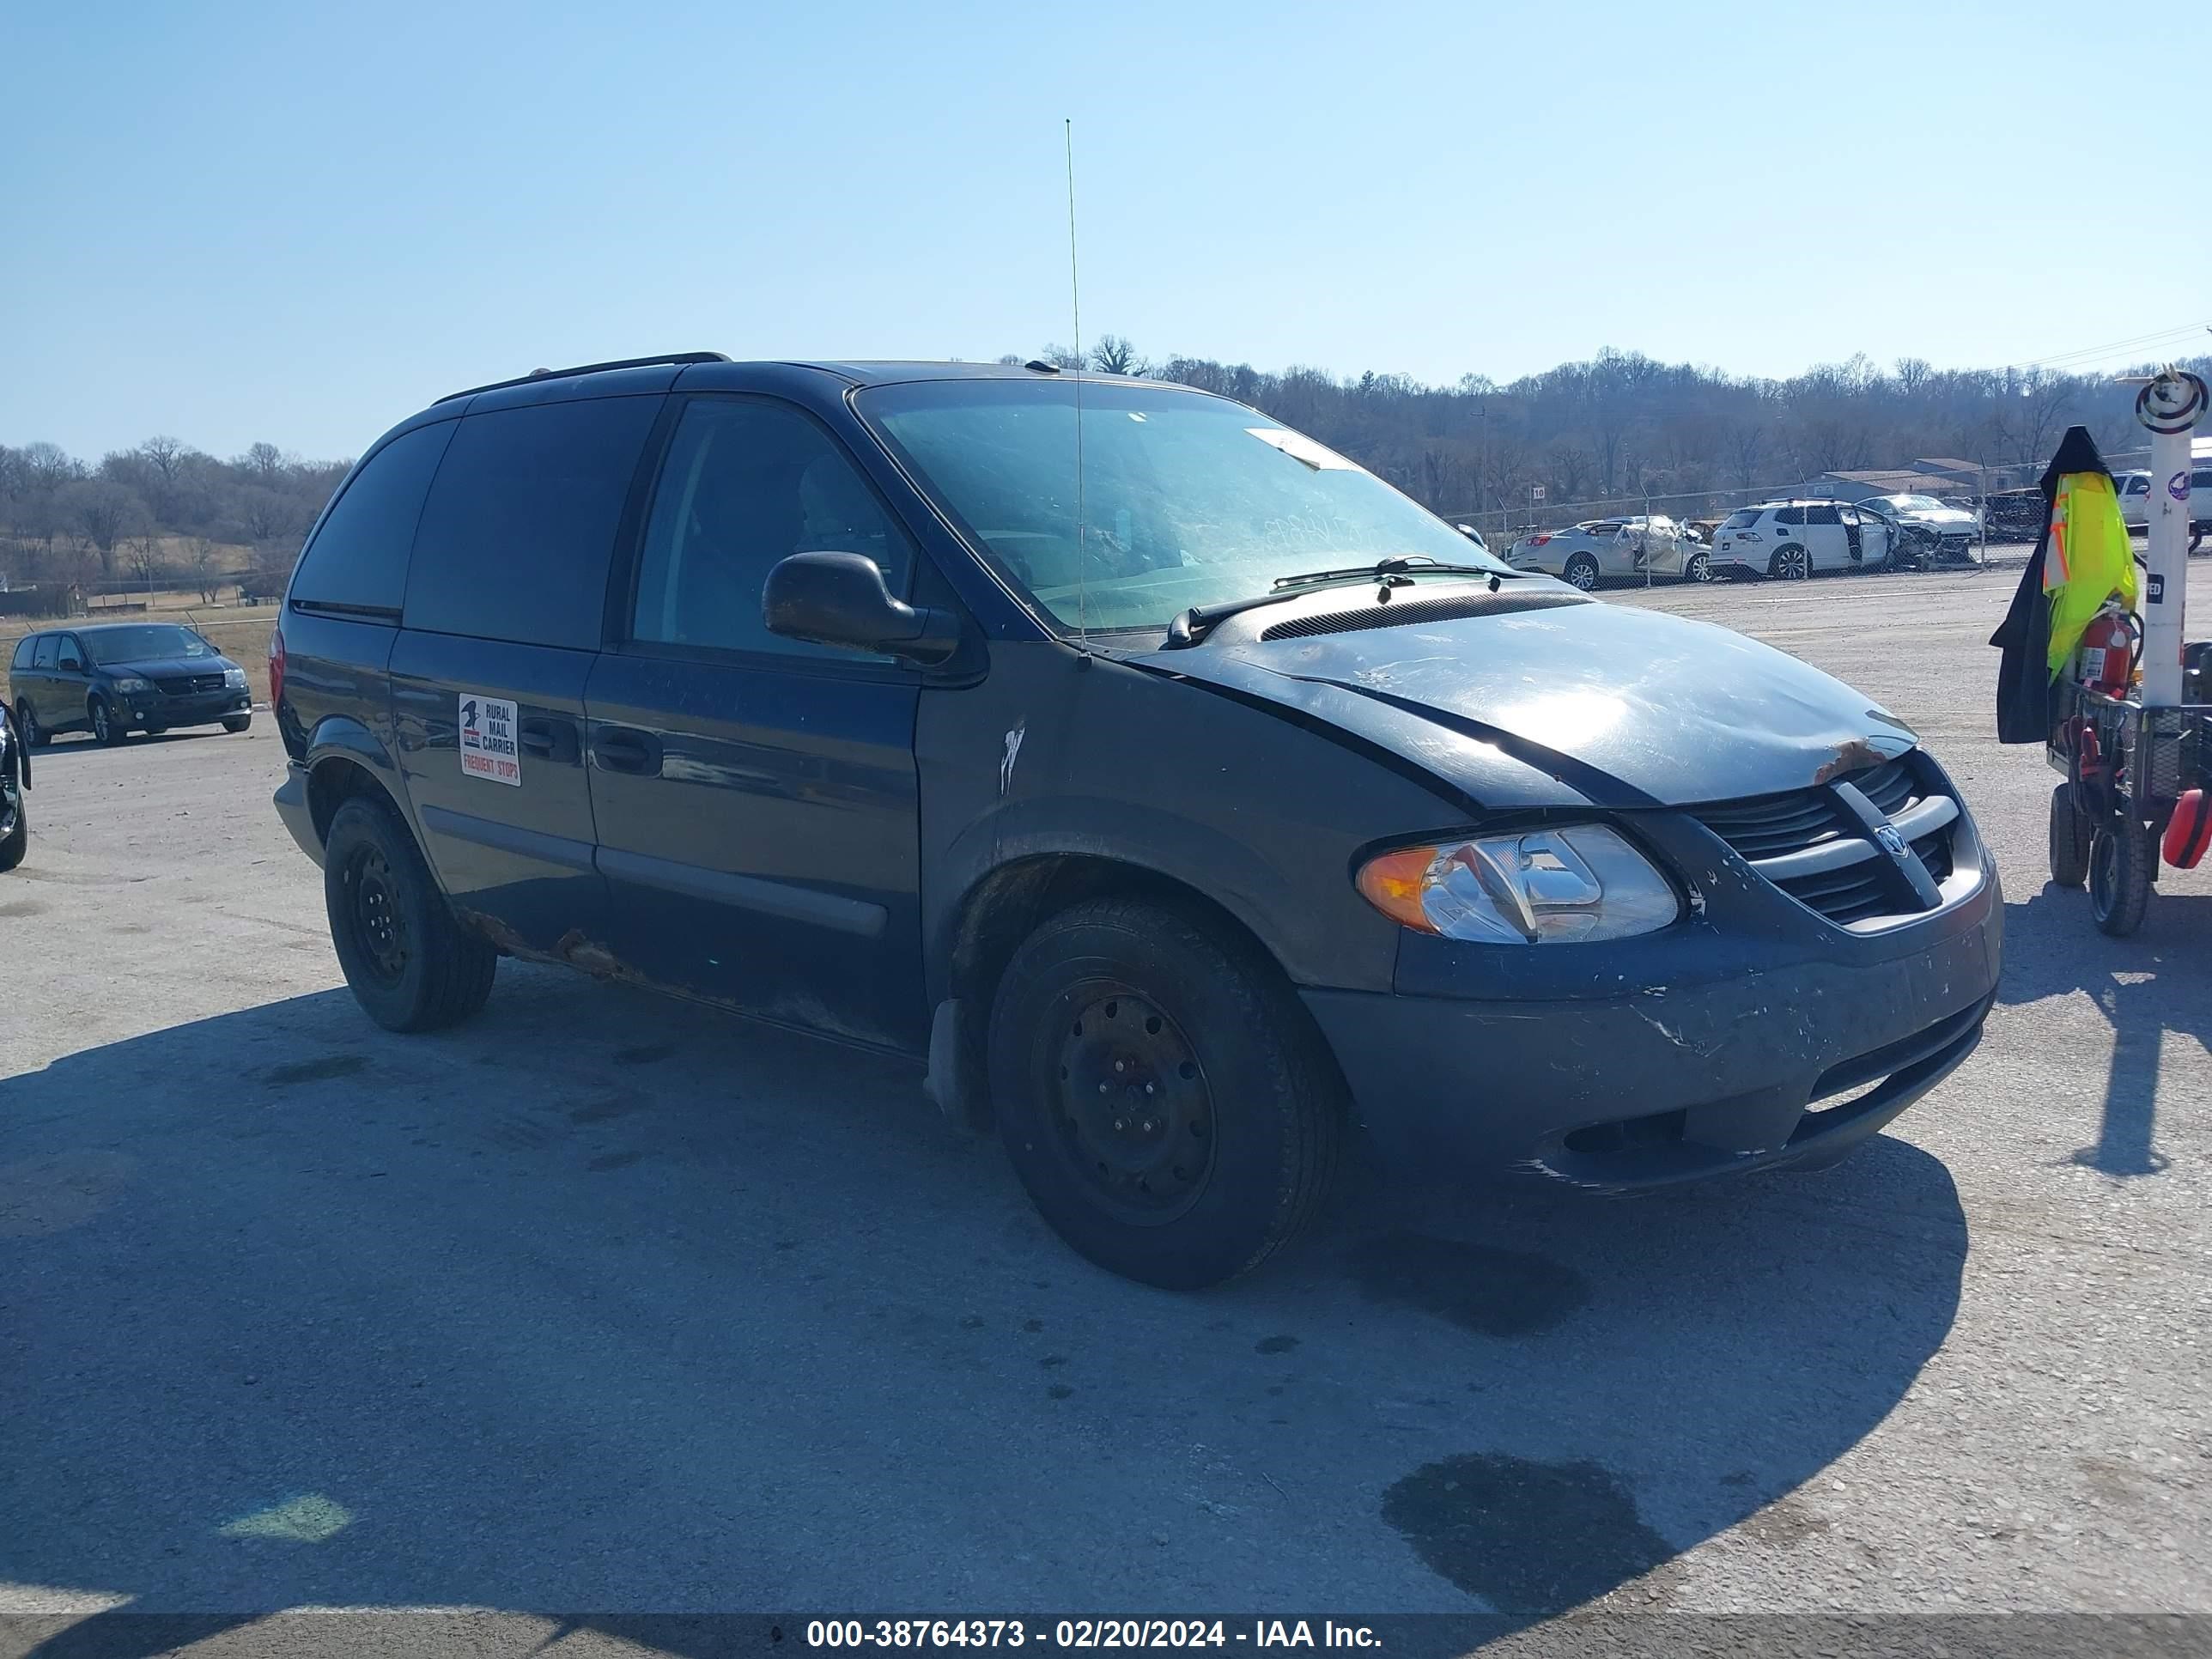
[434,351,732,405]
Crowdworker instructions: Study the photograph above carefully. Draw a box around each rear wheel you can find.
[14,702,44,749]
[89,696,124,746]
[324,795,497,1031]
[1770,545,1811,581]
[1563,553,1601,592]
[988,897,1342,1290]
[2047,784,2092,888]
[2089,823,2155,937]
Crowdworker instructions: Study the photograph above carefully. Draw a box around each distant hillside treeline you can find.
[7,342,2204,607]
[0,437,345,609]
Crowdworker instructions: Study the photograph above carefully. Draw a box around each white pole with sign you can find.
[2134,369,2207,708]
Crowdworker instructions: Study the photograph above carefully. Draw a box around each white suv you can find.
[1708,501,1899,580]
[2115,467,2211,548]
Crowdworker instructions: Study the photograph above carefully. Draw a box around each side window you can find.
[406,396,661,650]
[58,635,85,668]
[1807,505,1842,525]
[10,637,33,672]
[292,421,456,612]
[1776,507,1805,526]
[2192,470,2212,489]
[32,635,58,670]
[630,398,915,660]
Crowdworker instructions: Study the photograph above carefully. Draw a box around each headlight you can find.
[111,676,153,694]
[1356,825,1680,944]
[224,667,248,688]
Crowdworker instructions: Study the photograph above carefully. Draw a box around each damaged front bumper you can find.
[1301,810,2003,1190]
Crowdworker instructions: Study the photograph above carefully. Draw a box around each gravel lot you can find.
[3,566,2209,1653]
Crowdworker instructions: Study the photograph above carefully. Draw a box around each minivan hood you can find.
[1133,593,1916,810]
[100,654,235,677]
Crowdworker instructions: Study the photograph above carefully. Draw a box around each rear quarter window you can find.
[404,397,660,650]
[292,421,457,613]
[1722,510,1759,529]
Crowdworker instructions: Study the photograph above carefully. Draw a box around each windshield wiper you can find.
[1163,556,1518,649]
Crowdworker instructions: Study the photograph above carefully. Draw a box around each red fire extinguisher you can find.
[2076,608,2140,694]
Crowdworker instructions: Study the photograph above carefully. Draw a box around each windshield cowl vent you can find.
[1256,588,1587,642]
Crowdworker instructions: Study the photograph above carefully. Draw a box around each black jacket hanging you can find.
[1990,425,2113,744]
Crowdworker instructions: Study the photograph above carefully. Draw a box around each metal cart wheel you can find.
[2089,823,2156,937]
[2048,784,2092,888]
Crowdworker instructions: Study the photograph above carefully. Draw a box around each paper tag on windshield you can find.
[1247,427,1358,470]
[459,694,520,787]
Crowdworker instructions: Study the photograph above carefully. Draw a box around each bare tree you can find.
[69,480,147,576]
[238,441,289,482]
[1036,343,1087,372]
[1089,335,1146,376]
[189,536,223,604]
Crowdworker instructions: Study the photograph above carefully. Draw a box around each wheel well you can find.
[1768,543,1804,574]
[306,756,401,846]
[937,854,1314,1129]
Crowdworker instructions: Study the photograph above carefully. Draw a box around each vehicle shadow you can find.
[1996,886,2212,1176]
[3,969,1966,1652]
[18,727,239,762]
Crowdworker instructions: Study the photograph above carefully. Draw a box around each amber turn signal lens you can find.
[1355,845,1439,933]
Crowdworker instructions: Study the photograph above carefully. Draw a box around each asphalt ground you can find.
[3,562,2209,1656]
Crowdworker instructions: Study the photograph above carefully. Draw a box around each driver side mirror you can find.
[763,552,962,665]
[58,654,83,672]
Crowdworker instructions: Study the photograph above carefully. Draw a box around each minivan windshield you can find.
[83,625,216,665]
[858,378,1512,632]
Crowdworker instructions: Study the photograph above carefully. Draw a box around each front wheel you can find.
[988,897,1343,1290]
[15,702,45,749]
[2089,823,2155,937]
[89,696,124,746]
[1682,550,1711,583]
[1770,546,1811,581]
[324,795,497,1031]
[222,714,252,733]
[1562,554,1601,592]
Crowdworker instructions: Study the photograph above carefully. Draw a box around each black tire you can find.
[1682,550,1710,583]
[2089,823,2155,938]
[143,725,168,738]
[2048,784,2092,888]
[89,696,125,746]
[222,714,252,733]
[15,702,46,749]
[0,793,24,872]
[1562,554,1601,592]
[324,794,497,1031]
[988,897,1343,1291]
[1770,545,1811,580]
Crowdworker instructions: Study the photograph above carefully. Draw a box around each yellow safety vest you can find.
[2043,471,2136,676]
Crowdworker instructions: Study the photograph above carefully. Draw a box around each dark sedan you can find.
[9,622,253,747]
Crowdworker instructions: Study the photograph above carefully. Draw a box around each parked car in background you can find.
[2116,467,2211,549]
[9,622,253,747]
[1708,501,1897,580]
[1865,494,1979,559]
[1507,514,1705,587]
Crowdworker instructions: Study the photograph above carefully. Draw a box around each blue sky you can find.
[4,0,2204,460]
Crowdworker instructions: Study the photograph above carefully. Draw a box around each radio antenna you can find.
[1065,118,1088,648]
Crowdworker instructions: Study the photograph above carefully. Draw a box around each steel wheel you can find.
[341,842,410,986]
[1048,986,1218,1225]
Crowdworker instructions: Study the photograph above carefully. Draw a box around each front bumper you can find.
[274,762,322,867]
[1303,804,2002,1190]
[120,690,252,727]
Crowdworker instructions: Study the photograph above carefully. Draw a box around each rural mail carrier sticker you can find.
[459,694,521,787]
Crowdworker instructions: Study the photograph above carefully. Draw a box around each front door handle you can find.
[518,714,580,763]
[592,726,662,776]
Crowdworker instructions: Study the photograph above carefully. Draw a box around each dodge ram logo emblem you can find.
[1875,823,1910,859]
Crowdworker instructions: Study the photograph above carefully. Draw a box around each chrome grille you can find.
[1694,755,1960,927]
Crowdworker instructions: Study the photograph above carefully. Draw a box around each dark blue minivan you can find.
[272,353,2001,1288]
